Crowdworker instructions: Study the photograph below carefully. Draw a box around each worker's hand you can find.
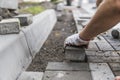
[64,33,89,47]
[115,76,120,80]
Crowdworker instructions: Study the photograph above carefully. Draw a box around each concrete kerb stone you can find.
[14,14,33,27]
[21,9,57,57]
[0,9,56,80]
[0,9,57,80]
[0,18,20,35]
[0,32,32,80]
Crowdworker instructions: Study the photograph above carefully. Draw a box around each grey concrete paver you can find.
[65,46,86,61]
[43,71,92,80]
[14,14,33,26]
[46,62,89,71]
[0,18,20,34]
[89,63,115,80]
[18,71,44,80]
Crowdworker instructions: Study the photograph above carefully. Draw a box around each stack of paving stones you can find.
[0,14,33,35]
[42,8,120,80]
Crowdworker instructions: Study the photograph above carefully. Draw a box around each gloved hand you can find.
[64,33,89,47]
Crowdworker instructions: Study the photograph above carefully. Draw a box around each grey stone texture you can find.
[0,32,32,80]
[46,62,90,71]
[65,46,86,61]
[96,42,114,51]
[0,9,57,80]
[85,42,99,51]
[14,14,33,26]
[86,51,120,62]
[43,71,92,80]
[80,19,90,26]
[76,23,83,32]
[0,18,20,35]
[91,36,106,43]
[103,36,120,51]
[89,63,115,80]
[18,71,44,80]
[0,0,18,9]
[109,63,120,71]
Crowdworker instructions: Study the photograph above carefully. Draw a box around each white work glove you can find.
[64,33,89,47]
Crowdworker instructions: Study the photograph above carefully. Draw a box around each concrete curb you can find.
[21,9,57,57]
[0,32,32,80]
[0,9,57,80]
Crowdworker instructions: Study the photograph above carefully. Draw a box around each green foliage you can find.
[51,0,63,4]
[19,2,41,5]
[51,0,58,2]
[19,6,45,15]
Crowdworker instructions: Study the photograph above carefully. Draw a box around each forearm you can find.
[80,0,120,40]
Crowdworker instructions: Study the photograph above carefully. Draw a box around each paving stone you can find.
[86,51,120,62]
[82,4,96,15]
[77,19,88,25]
[103,35,120,43]
[91,36,106,43]
[43,71,92,80]
[14,14,33,26]
[79,8,89,14]
[72,10,80,19]
[72,9,90,33]
[46,62,90,71]
[116,51,120,56]
[81,19,90,26]
[76,24,83,32]
[85,51,97,56]
[0,0,18,9]
[89,63,115,80]
[88,56,120,62]
[18,71,44,80]
[85,42,99,51]
[79,14,92,19]
[103,36,120,50]
[65,46,86,62]
[21,9,57,57]
[0,32,32,80]
[109,63,120,71]
[109,42,120,51]
[96,42,114,51]
[0,18,20,35]
[113,71,120,76]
